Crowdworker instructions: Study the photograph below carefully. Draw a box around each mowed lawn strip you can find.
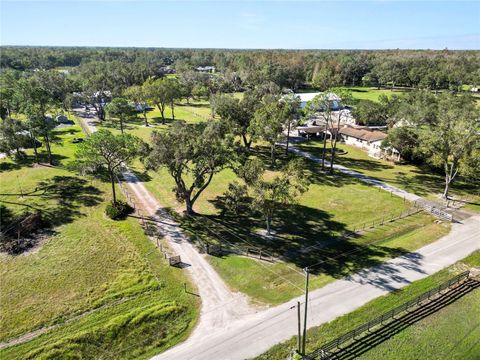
[0,121,199,358]
[139,143,449,305]
[254,250,480,360]
[206,212,449,305]
[94,98,211,142]
[297,141,480,213]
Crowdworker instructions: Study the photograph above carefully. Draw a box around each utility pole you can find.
[297,301,301,354]
[302,267,310,357]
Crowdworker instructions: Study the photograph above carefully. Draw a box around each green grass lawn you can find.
[206,212,449,305]
[94,98,212,143]
[339,87,402,102]
[297,141,480,213]
[0,121,199,359]
[138,145,449,305]
[255,250,480,359]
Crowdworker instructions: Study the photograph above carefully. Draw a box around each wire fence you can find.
[305,270,471,359]
[186,214,279,263]
[349,206,421,234]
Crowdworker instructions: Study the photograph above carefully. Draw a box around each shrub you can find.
[105,200,133,220]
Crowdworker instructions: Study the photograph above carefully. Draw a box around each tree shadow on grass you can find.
[178,102,210,108]
[0,151,70,172]
[252,144,359,188]
[150,117,175,126]
[0,175,103,227]
[177,195,414,291]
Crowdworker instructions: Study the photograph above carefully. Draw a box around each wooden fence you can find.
[188,214,278,263]
[306,270,471,359]
[114,173,182,266]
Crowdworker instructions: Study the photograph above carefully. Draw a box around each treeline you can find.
[1,47,479,91]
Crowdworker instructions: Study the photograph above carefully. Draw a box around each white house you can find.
[196,66,216,73]
[339,126,399,159]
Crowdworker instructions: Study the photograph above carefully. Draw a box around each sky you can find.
[1,1,479,50]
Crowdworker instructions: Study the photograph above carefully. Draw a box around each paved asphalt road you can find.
[151,214,480,360]
[75,111,479,360]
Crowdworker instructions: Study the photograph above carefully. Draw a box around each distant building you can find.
[159,65,176,74]
[196,66,216,73]
[287,92,342,111]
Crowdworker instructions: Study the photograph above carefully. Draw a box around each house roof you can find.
[292,92,341,103]
[339,127,387,142]
[296,92,321,103]
[297,125,326,134]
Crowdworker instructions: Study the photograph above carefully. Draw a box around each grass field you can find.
[341,87,401,102]
[0,122,199,359]
[95,98,212,142]
[206,212,449,304]
[138,145,450,305]
[297,141,480,213]
[255,251,480,359]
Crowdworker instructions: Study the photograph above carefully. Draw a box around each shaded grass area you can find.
[140,144,449,304]
[297,141,480,212]
[205,213,449,305]
[254,251,480,359]
[0,121,199,358]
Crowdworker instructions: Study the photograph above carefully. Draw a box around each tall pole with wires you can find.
[302,267,310,357]
[297,301,301,353]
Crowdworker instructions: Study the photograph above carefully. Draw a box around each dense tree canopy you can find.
[2,47,479,93]
[146,120,234,214]
[385,91,480,198]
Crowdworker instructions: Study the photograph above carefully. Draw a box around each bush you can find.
[105,200,133,220]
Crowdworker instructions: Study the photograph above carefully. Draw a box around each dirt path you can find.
[73,112,479,359]
[73,108,257,346]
